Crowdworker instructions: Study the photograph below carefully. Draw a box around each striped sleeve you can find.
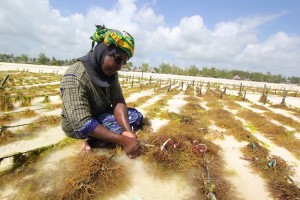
[61,74,99,137]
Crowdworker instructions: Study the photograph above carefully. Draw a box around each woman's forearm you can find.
[113,100,132,132]
[90,125,128,146]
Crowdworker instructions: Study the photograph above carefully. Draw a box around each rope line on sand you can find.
[0,119,47,130]
[192,140,217,200]
[0,143,55,162]
[247,142,297,186]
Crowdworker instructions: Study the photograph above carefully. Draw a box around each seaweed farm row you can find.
[0,68,300,200]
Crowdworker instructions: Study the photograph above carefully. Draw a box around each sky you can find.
[1,0,300,77]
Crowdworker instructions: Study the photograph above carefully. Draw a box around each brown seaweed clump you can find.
[143,127,239,200]
[237,109,300,158]
[0,92,14,111]
[42,95,51,103]
[270,104,300,116]
[241,142,300,199]
[193,166,238,200]
[7,150,125,199]
[25,115,61,132]
[44,103,62,110]
[0,127,17,145]
[144,134,198,172]
[18,109,37,118]
[143,121,215,172]
[208,108,256,142]
[53,151,126,200]
[0,113,14,123]
[258,94,267,104]
[20,96,33,107]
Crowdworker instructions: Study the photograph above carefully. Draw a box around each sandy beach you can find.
[0,63,299,199]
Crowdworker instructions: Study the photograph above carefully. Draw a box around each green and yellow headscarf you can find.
[90,25,135,58]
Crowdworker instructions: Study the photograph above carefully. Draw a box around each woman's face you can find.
[102,52,128,76]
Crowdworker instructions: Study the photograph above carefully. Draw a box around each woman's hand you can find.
[122,130,137,138]
[121,135,141,159]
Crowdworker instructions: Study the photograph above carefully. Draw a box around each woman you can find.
[60,25,143,158]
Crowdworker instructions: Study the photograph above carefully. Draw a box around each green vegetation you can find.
[0,53,76,66]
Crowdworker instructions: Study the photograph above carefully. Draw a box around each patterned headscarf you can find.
[90,25,135,58]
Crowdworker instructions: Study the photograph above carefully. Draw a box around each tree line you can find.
[1,53,299,84]
[125,63,300,84]
[0,53,77,66]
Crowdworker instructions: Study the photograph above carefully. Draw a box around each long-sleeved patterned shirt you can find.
[60,62,124,138]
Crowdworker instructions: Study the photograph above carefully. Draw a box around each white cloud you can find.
[0,0,299,76]
[235,32,300,75]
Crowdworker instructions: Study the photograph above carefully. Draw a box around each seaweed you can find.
[0,127,17,145]
[241,143,300,199]
[237,109,300,158]
[51,151,127,200]
[6,144,56,172]
[0,92,14,111]
[42,95,51,103]
[0,113,14,123]
[20,96,32,107]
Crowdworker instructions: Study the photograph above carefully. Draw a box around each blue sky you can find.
[50,0,300,37]
[1,0,300,77]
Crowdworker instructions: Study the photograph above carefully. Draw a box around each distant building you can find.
[149,69,156,73]
[233,75,242,80]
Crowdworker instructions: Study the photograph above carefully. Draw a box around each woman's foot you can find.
[81,139,92,151]
[81,138,110,151]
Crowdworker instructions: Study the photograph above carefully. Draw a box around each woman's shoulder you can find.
[64,62,85,76]
[61,62,88,87]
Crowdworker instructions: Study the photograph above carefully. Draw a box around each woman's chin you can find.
[103,71,114,76]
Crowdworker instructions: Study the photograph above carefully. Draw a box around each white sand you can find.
[236,101,300,135]
[150,118,169,133]
[263,105,300,123]
[245,93,300,109]
[0,62,68,74]
[164,92,187,113]
[209,106,272,199]
[0,126,65,158]
[148,92,188,132]
[199,101,209,110]
[1,63,300,199]
[0,125,66,174]
[214,136,273,200]
[142,92,188,133]
[137,94,166,115]
[110,155,197,200]
[107,91,197,199]
[0,101,65,171]
[254,133,300,185]
[235,101,265,114]
[37,145,79,171]
[31,95,61,104]
[231,106,300,186]
[13,81,60,89]
[229,101,300,177]
[0,157,13,171]
[126,89,154,103]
